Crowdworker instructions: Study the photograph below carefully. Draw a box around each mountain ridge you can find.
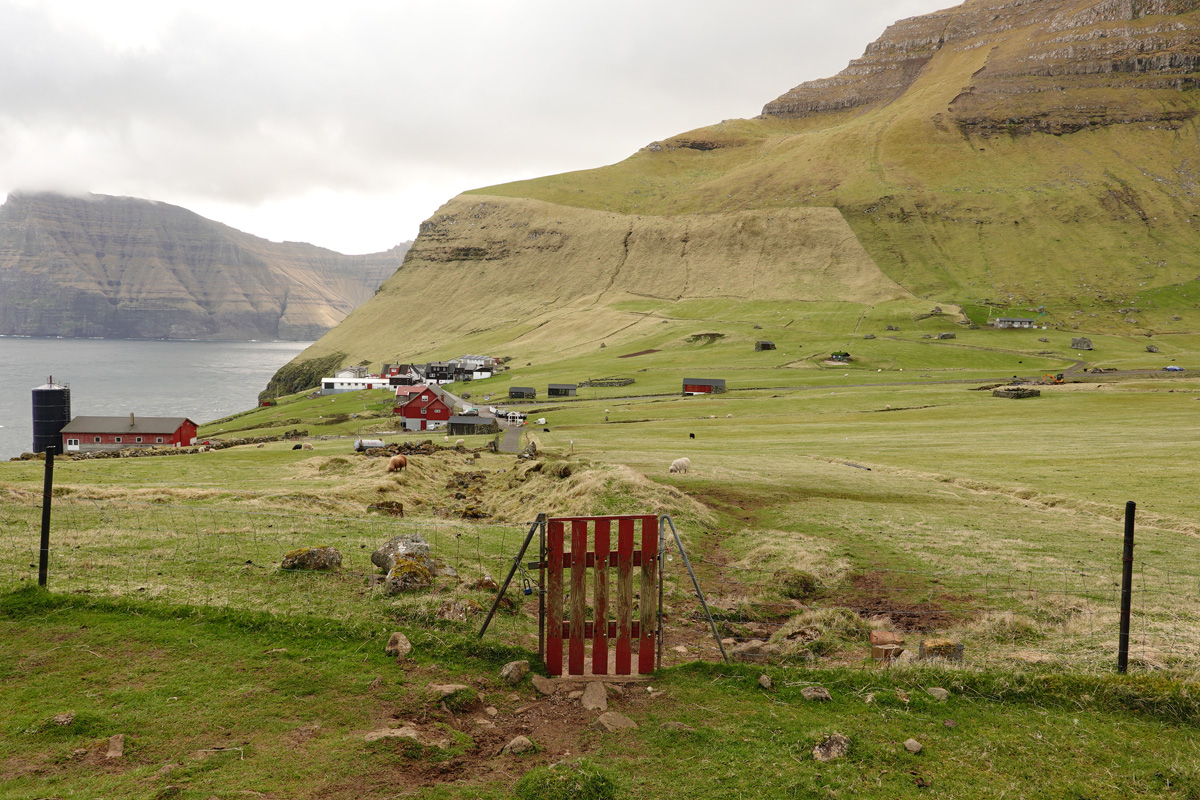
[0,192,409,340]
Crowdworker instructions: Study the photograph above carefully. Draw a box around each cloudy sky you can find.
[0,0,951,254]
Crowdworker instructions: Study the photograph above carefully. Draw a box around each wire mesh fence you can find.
[0,487,539,645]
[655,536,1200,674]
[5,485,1198,675]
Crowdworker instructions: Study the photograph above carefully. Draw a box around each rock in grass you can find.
[758,674,773,690]
[502,735,536,755]
[582,681,608,712]
[590,712,637,733]
[371,534,432,571]
[813,733,850,762]
[500,660,530,685]
[802,686,832,702]
[531,674,556,695]
[660,721,695,733]
[927,687,951,701]
[105,734,125,759]
[364,726,420,743]
[383,559,433,594]
[385,632,412,659]
[280,546,341,571]
[905,738,923,754]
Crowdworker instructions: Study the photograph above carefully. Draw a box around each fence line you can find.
[5,486,1200,673]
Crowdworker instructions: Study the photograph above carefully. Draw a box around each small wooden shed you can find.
[682,378,726,395]
[547,384,577,397]
[509,386,537,400]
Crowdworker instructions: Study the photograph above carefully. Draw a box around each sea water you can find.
[0,338,312,459]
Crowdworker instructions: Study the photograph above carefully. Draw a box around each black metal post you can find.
[38,445,57,587]
[1118,501,1136,674]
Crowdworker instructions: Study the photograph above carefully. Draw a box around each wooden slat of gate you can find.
[592,519,610,675]
[638,514,658,674]
[615,517,634,675]
[546,519,565,676]
[568,519,589,676]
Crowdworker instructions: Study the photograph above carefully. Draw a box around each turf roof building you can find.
[509,387,537,400]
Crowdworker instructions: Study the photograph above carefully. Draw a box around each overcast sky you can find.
[0,0,951,254]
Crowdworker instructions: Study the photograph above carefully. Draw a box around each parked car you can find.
[1163,365,1184,371]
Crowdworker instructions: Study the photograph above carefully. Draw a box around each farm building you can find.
[334,366,370,379]
[61,414,198,453]
[396,386,452,431]
[447,415,501,436]
[547,384,577,397]
[321,376,390,395]
[755,341,776,351]
[829,351,850,363]
[993,317,1036,329]
[683,378,726,395]
[509,386,537,400]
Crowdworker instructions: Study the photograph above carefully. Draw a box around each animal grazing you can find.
[455,438,465,447]
[689,433,695,439]
[292,443,302,450]
[669,457,691,474]
[301,443,314,450]
[543,428,550,432]
[387,454,408,472]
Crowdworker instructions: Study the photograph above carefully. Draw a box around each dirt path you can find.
[499,424,521,453]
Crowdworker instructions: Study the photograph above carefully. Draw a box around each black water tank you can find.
[32,377,71,454]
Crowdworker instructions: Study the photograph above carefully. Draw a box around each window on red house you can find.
[94,436,101,443]
[115,437,122,443]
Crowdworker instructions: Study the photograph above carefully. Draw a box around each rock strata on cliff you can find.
[763,0,1200,135]
[0,193,408,340]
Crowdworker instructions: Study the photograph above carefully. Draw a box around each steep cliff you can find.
[0,193,408,340]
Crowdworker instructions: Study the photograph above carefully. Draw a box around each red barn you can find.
[397,386,452,431]
[682,378,726,395]
[61,414,199,453]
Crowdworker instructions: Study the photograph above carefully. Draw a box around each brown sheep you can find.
[387,454,408,472]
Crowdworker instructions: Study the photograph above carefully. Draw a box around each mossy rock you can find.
[280,546,342,571]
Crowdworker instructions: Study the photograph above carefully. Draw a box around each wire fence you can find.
[0,487,539,645]
[5,484,1199,674]
[656,539,1200,674]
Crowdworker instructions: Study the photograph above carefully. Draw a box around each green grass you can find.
[5,590,1200,799]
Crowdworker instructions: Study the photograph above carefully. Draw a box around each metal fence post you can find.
[38,445,57,587]
[1118,501,1136,674]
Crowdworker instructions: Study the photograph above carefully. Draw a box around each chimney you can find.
[130,412,135,428]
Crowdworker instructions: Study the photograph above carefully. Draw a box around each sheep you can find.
[292,443,302,450]
[387,454,408,472]
[301,443,314,450]
[669,457,691,474]
[689,433,695,439]
[455,438,465,447]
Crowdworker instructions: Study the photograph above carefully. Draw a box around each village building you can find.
[321,376,390,395]
[381,363,422,386]
[61,414,198,453]
[509,386,537,400]
[755,340,776,351]
[547,383,577,397]
[992,317,1036,329]
[334,366,370,379]
[425,362,457,384]
[682,378,726,395]
[396,386,453,431]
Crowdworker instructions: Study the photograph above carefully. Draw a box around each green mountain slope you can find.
[285,0,1200,377]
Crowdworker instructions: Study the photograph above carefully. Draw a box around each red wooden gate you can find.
[544,515,659,676]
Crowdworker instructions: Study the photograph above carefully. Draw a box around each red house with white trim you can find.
[396,386,452,431]
[60,414,199,453]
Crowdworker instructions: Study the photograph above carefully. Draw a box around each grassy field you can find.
[5,590,1200,799]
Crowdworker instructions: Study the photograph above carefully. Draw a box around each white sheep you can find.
[669,457,691,474]
[455,438,465,447]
